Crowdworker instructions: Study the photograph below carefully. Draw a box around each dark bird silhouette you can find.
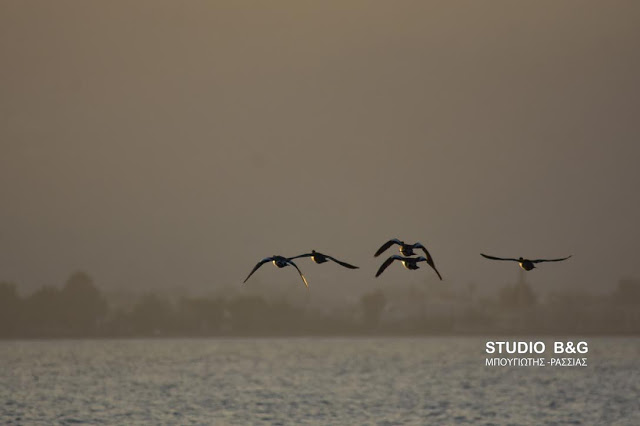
[289,250,359,269]
[243,255,309,288]
[375,255,443,280]
[374,238,434,258]
[374,238,442,280]
[480,253,572,271]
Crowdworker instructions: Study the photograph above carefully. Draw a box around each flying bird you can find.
[374,238,442,279]
[288,250,359,269]
[375,255,443,280]
[480,253,572,271]
[243,255,309,288]
[374,238,434,258]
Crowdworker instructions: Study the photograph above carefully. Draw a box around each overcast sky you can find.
[1,1,639,302]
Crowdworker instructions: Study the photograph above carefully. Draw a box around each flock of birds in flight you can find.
[243,238,572,289]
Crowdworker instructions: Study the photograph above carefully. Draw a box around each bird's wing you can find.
[480,253,520,262]
[243,257,273,283]
[415,244,443,280]
[285,259,309,289]
[325,255,359,269]
[424,258,443,281]
[287,253,313,260]
[532,255,572,263]
[375,255,402,277]
[415,243,433,261]
[413,243,431,259]
[374,239,402,257]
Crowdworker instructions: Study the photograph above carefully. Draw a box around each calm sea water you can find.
[1,337,639,425]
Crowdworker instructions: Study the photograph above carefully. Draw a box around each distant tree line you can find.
[0,272,107,337]
[0,272,639,338]
[0,271,377,338]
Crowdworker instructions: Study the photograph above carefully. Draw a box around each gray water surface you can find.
[1,337,639,425]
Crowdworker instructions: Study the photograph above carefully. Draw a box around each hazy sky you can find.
[2,1,639,302]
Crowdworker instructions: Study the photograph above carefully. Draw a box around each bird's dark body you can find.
[519,259,535,271]
[311,253,329,264]
[272,256,290,268]
[403,260,420,270]
[400,246,415,256]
